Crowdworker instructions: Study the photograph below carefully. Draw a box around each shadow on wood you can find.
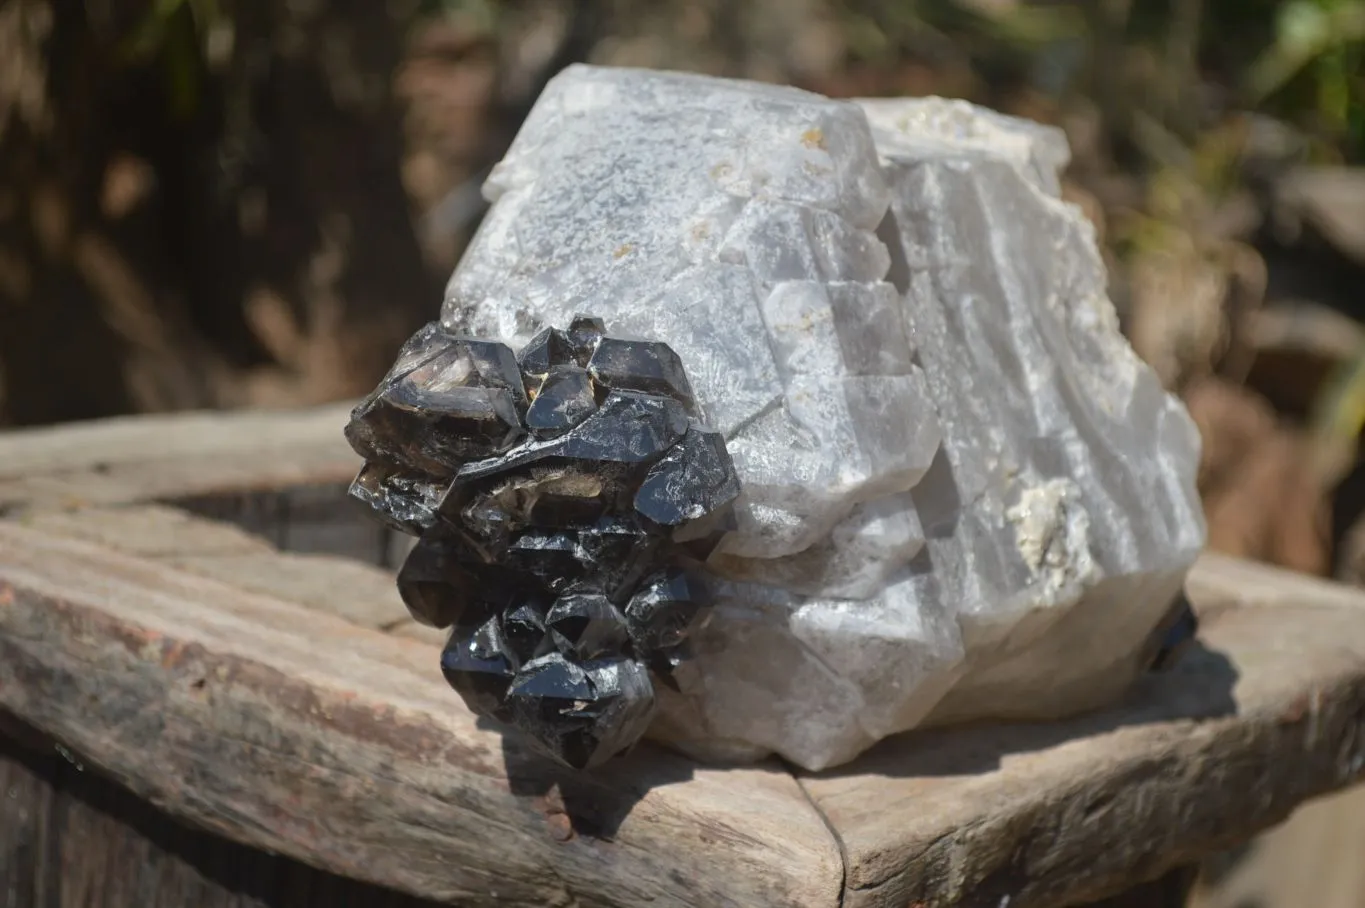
[811,640,1240,780]
[479,716,697,843]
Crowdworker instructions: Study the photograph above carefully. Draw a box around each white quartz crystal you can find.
[442,65,1207,771]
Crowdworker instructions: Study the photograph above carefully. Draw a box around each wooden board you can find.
[0,715,446,908]
[0,516,842,908]
[2,505,1365,906]
[4,407,1365,906]
[799,552,1365,907]
[0,401,360,513]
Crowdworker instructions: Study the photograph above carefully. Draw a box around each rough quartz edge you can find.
[856,95,1072,197]
[487,64,892,228]
[436,65,1208,772]
[439,63,911,563]
[655,96,1202,771]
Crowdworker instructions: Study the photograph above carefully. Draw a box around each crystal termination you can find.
[437,65,1207,772]
[345,316,741,770]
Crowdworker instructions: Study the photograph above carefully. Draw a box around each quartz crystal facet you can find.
[346,317,740,770]
[434,65,1208,772]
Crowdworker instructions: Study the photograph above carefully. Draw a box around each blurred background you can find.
[0,0,1362,904]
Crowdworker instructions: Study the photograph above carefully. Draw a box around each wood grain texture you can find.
[7,409,1365,906]
[0,402,360,512]
[1084,865,1200,908]
[5,510,1365,906]
[798,552,1365,908]
[0,721,55,907]
[0,519,843,908]
[18,505,410,631]
[172,484,398,565]
[0,721,447,908]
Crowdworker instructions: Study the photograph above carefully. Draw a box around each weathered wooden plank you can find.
[0,519,844,908]
[172,484,396,565]
[0,721,54,907]
[16,503,477,647]
[0,402,360,512]
[17,506,410,631]
[1186,548,1365,612]
[0,717,447,908]
[798,552,1365,908]
[0,403,407,570]
[9,407,1365,906]
[1192,784,1365,908]
[10,502,1365,906]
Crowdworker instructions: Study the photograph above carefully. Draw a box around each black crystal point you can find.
[566,315,607,364]
[396,531,488,629]
[625,571,710,654]
[348,463,445,535]
[635,427,740,526]
[588,336,696,409]
[506,654,656,769]
[525,365,597,434]
[546,592,630,660]
[346,317,742,770]
[441,616,517,721]
[345,329,527,475]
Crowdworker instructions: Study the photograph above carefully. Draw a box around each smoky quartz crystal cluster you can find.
[344,315,741,769]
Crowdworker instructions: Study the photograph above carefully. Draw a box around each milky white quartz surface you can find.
[441,64,1207,771]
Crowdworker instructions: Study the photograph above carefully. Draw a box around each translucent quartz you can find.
[439,66,1206,771]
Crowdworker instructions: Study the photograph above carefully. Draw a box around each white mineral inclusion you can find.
[441,65,1207,771]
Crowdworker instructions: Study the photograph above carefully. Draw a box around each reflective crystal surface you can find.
[635,427,741,527]
[505,653,656,769]
[545,592,630,660]
[587,338,696,410]
[434,66,1207,772]
[347,316,740,770]
[441,616,517,721]
[517,325,573,378]
[348,463,445,535]
[344,331,527,475]
[525,365,597,434]
[396,532,480,629]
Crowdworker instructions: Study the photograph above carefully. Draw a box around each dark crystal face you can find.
[345,333,527,475]
[525,365,598,435]
[587,337,696,410]
[565,315,607,365]
[635,427,741,527]
[346,318,741,770]
[441,616,518,722]
[396,531,497,629]
[505,654,656,770]
[348,462,446,535]
[625,571,710,653]
[545,592,630,660]
[501,598,552,662]
[516,326,572,378]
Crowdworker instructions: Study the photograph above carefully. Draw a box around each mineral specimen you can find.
[434,65,1207,772]
[346,316,740,770]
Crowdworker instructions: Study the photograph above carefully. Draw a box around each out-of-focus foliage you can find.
[1247,0,1365,157]
[119,0,226,118]
[6,0,1362,583]
[108,0,1365,163]
[833,0,1363,157]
